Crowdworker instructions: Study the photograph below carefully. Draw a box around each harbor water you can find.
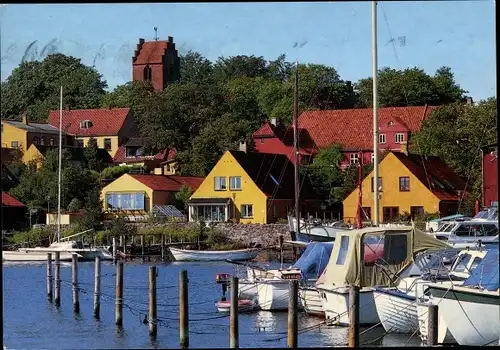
[3,261,423,348]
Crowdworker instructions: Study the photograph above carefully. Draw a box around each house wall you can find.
[483,147,498,207]
[100,173,153,212]
[1,122,28,151]
[190,151,269,223]
[152,191,174,206]
[378,119,410,152]
[343,152,441,223]
[76,135,119,157]
[22,145,44,167]
[46,212,83,225]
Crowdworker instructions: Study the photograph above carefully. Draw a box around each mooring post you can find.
[54,251,61,306]
[161,234,165,262]
[141,234,145,262]
[46,253,53,302]
[427,304,439,346]
[120,234,124,248]
[115,261,124,327]
[348,285,360,347]
[72,253,80,313]
[149,266,157,336]
[230,276,239,348]
[278,235,284,266]
[287,280,298,348]
[94,256,101,319]
[112,236,117,263]
[179,269,189,349]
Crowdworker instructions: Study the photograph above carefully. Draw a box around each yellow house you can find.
[1,114,72,155]
[47,107,140,157]
[100,173,204,220]
[343,151,468,224]
[23,144,113,168]
[188,147,323,224]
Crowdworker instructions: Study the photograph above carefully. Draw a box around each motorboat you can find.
[288,216,352,243]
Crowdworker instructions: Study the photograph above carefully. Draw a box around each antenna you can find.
[154,27,158,41]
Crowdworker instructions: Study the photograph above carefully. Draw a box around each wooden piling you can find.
[149,266,157,336]
[278,235,284,265]
[112,236,117,263]
[54,251,61,306]
[287,280,298,348]
[179,269,189,349]
[161,234,165,261]
[348,285,360,347]
[94,256,101,319]
[46,253,53,302]
[115,261,124,327]
[427,304,438,346]
[230,276,239,348]
[141,234,145,262]
[72,253,80,313]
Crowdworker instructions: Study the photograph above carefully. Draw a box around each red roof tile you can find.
[129,174,204,192]
[391,152,468,201]
[166,148,177,161]
[2,192,25,207]
[47,108,131,136]
[298,106,436,150]
[253,122,276,138]
[133,41,170,65]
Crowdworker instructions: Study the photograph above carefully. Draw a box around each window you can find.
[80,120,93,129]
[11,141,18,148]
[371,177,383,192]
[260,138,265,144]
[104,138,112,151]
[192,205,226,222]
[379,134,386,144]
[388,121,395,126]
[88,139,98,147]
[383,207,399,222]
[399,176,410,191]
[410,206,424,219]
[363,234,407,266]
[214,176,227,191]
[126,146,142,157]
[49,137,55,146]
[32,137,39,145]
[143,66,152,81]
[395,133,405,143]
[336,236,350,265]
[105,192,145,211]
[361,207,371,221]
[371,153,375,163]
[350,153,359,164]
[76,139,84,148]
[40,136,45,145]
[241,204,253,218]
[229,176,242,190]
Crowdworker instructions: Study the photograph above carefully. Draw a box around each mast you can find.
[57,86,63,242]
[293,61,301,236]
[372,1,380,226]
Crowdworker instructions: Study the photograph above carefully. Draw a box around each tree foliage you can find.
[171,184,194,211]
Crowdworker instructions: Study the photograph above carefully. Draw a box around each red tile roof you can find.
[2,192,25,207]
[113,146,170,164]
[133,41,170,65]
[391,151,468,201]
[298,106,436,150]
[47,108,131,136]
[253,122,276,138]
[129,174,204,192]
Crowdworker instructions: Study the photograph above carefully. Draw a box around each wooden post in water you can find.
[141,234,145,262]
[230,276,239,348]
[287,280,298,348]
[72,253,80,313]
[179,269,189,349]
[54,252,61,306]
[427,304,439,346]
[112,236,117,263]
[94,256,101,319]
[348,285,360,347]
[46,253,53,302]
[149,266,157,336]
[278,235,284,266]
[120,234,124,248]
[161,234,165,261]
[115,261,124,327]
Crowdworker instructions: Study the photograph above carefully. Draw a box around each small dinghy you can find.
[216,299,256,313]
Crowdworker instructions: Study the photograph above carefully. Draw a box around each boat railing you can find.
[59,228,95,242]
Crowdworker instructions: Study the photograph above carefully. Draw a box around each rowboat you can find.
[215,299,257,312]
[169,247,258,262]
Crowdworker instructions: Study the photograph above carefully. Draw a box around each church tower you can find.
[132,36,180,92]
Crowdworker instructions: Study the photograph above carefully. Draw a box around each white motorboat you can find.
[426,248,499,346]
[169,247,258,262]
[288,216,352,243]
[2,249,78,262]
[316,226,449,326]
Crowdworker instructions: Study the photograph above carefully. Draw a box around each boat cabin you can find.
[433,219,499,243]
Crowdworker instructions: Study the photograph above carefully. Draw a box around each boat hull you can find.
[318,286,379,326]
[216,299,256,313]
[169,247,258,262]
[239,281,258,299]
[23,247,113,261]
[299,286,324,317]
[416,301,455,344]
[373,288,418,334]
[3,250,77,261]
[256,280,291,311]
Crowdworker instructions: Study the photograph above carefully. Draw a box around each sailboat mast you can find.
[372,1,380,226]
[293,61,301,235]
[57,86,63,242]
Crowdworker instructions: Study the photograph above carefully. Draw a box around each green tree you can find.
[99,80,155,110]
[100,165,131,180]
[171,185,193,211]
[179,51,214,85]
[213,55,269,82]
[84,137,102,171]
[332,163,374,203]
[301,145,345,197]
[1,53,107,121]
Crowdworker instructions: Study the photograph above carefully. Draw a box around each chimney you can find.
[65,106,70,111]
[466,97,473,106]
[168,36,173,43]
[139,38,145,45]
[270,118,277,127]
[239,140,247,153]
[21,112,28,125]
[400,141,408,155]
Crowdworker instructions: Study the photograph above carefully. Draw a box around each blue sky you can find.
[0,2,496,100]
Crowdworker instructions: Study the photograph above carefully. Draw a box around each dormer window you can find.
[80,120,93,129]
[388,121,395,126]
[144,66,152,82]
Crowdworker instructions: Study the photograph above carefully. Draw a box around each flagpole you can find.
[372,1,380,226]
[57,86,63,242]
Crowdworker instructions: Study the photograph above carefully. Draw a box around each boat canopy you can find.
[291,242,333,280]
[462,247,499,291]
[316,226,450,288]
[429,214,467,223]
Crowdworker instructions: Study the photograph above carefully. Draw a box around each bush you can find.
[100,165,131,180]
[8,227,55,247]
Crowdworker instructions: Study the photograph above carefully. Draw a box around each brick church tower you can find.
[132,36,181,92]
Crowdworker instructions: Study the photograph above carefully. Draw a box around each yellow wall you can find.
[343,152,440,223]
[190,151,268,223]
[1,121,28,151]
[100,173,153,212]
[77,136,119,157]
[46,213,83,225]
[22,144,44,167]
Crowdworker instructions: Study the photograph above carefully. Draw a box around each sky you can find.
[0,1,496,101]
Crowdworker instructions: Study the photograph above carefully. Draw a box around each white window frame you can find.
[350,153,359,164]
[241,204,253,218]
[11,141,19,148]
[379,134,386,144]
[229,176,242,190]
[214,176,227,191]
[371,153,375,163]
[395,133,405,143]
